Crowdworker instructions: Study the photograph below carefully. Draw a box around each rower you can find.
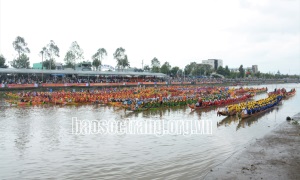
[243,108,248,115]
[225,106,228,113]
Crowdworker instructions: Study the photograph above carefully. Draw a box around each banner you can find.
[41,83,89,87]
[126,82,139,85]
[90,83,108,87]
[90,83,124,87]
[7,84,36,88]
[42,83,65,87]
[75,83,89,87]
[142,82,156,85]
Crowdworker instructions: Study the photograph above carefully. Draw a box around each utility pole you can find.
[142,60,144,70]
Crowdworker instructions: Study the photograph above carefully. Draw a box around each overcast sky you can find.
[0,0,299,74]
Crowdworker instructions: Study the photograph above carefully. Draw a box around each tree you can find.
[184,62,201,76]
[229,72,238,79]
[238,65,245,78]
[134,68,143,72]
[216,66,225,76]
[170,66,180,76]
[192,64,205,76]
[41,40,59,70]
[200,64,212,76]
[71,41,84,62]
[275,70,282,79]
[184,62,213,77]
[151,57,160,73]
[39,47,48,69]
[177,69,183,77]
[224,65,230,77]
[43,59,56,70]
[184,62,196,76]
[63,41,84,69]
[92,48,107,71]
[11,54,30,68]
[122,55,130,69]
[12,36,30,59]
[113,47,129,71]
[64,50,76,68]
[160,61,171,75]
[46,40,60,70]
[143,65,150,71]
[277,70,281,75]
[255,71,261,78]
[0,55,8,68]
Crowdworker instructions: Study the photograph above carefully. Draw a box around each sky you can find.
[0,0,299,74]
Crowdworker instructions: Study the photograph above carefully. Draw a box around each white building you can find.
[252,65,258,73]
[98,64,115,71]
[201,59,223,70]
[230,66,258,73]
[55,62,63,70]
[229,68,239,73]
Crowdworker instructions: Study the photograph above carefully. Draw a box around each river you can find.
[0,83,299,179]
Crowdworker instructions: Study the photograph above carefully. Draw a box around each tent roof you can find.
[0,68,167,77]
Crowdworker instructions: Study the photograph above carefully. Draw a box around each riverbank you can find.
[205,113,300,180]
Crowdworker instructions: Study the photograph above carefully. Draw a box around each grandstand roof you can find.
[0,68,167,77]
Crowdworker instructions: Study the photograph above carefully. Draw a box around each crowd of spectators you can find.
[168,76,224,84]
[0,75,39,84]
[0,74,167,85]
[5,74,291,86]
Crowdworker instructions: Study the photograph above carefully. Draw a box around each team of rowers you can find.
[4,86,268,110]
[218,87,296,116]
[218,93,285,117]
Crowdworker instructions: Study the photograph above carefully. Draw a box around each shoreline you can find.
[205,113,300,180]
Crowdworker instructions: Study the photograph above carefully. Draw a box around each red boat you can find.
[283,89,296,98]
[188,94,254,111]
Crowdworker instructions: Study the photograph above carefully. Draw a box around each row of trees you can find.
[1,36,299,79]
[1,36,132,70]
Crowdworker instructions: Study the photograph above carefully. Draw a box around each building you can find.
[230,65,258,74]
[252,65,258,73]
[201,59,223,70]
[55,63,63,70]
[75,62,92,71]
[33,63,43,69]
[98,64,115,71]
[229,68,239,73]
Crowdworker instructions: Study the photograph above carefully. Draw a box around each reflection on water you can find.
[0,84,299,179]
[217,116,240,127]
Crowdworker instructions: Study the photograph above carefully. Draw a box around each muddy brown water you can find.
[0,83,299,179]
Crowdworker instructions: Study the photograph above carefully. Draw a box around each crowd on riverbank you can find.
[0,75,166,84]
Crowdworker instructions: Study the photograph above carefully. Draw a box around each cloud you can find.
[0,0,299,74]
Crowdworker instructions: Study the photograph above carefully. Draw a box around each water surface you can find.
[0,83,299,179]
